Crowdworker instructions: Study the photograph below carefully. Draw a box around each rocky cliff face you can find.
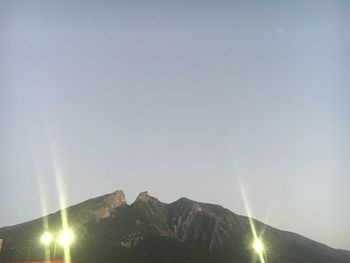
[0,190,349,263]
[68,190,126,223]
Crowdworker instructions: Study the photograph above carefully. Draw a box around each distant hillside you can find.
[0,190,349,263]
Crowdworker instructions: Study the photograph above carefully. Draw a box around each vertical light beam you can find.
[50,143,72,263]
[31,150,52,262]
[238,178,266,263]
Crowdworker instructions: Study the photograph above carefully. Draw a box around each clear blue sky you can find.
[1,0,349,250]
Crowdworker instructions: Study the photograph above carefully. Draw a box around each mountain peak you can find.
[135,191,161,204]
[109,189,126,205]
[67,189,127,223]
[136,191,151,202]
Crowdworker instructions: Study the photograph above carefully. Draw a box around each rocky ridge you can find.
[0,190,349,263]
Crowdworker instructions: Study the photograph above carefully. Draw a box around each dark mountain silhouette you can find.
[0,190,349,263]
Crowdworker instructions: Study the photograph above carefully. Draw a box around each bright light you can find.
[253,239,264,253]
[58,229,74,246]
[40,232,53,246]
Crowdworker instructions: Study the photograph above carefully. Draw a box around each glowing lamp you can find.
[58,229,74,246]
[40,232,53,246]
[253,239,264,253]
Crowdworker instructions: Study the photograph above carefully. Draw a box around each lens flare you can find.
[253,239,264,253]
[59,229,74,246]
[238,178,267,263]
[32,151,52,261]
[50,142,73,262]
[40,232,53,246]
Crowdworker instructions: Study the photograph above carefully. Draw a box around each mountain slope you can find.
[0,190,349,263]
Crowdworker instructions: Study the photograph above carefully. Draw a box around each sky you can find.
[0,0,349,250]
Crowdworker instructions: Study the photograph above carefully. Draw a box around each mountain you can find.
[0,190,349,263]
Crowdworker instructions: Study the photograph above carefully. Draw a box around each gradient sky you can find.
[1,0,349,250]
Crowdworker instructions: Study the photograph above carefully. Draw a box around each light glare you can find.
[40,232,53,246]
[253,239,264,253]
[59,230,74,246]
